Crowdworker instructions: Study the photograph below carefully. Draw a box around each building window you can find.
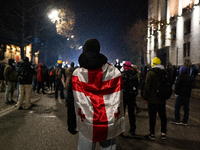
[171,27,176,41]
[183,42,190,57]
[188,42,190,57]
[184,19,191,35]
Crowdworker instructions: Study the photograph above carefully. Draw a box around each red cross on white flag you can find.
[72,63,125,142]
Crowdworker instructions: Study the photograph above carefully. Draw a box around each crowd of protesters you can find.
[0,57,77,110]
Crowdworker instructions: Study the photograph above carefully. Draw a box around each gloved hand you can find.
[68,127,78,135]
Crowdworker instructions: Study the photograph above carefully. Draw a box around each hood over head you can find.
[78,38,108,70]
[38,63,43,68]
[179,66,188,75]
[8,59,15,66]
[23,57,29,62]
[82,38,100,53]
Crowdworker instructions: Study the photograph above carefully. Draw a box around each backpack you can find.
[122,70,138,96]
[18,65,28,81]
[49,69,54,76]
[55,68,62,79]
[152,70,172,101]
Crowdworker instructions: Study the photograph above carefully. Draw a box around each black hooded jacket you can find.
[175,74,193,97]
[18,62,35,84]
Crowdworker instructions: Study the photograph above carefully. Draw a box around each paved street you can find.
[0,88,200,150]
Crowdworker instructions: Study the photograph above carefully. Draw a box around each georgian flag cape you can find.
[72,63,125,142]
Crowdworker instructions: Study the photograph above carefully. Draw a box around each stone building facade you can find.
[0,43,39,64]
[147,0,200,67]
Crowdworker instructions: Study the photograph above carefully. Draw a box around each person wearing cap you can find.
[55,60,65,99]
[121,61,138,136]
[170,66,193,125]
[3,59,17,104]
[67,38,125,150]
[143,57,168,140]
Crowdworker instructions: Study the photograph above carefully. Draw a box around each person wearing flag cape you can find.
[67,38,125,150]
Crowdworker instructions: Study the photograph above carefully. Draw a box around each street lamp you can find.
[48,10,59,23]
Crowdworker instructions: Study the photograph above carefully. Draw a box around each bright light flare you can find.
[48,10,59,19]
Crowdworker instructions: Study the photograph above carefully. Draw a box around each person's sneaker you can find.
[10,100,16,104]
[170,119,181,125]
[4,101,12,105]
[161,133,166,140]
[145,133,155,140]
[25,107,32,110]
[129,130,136,136]
[180,121,187,126]
[18,106,23,110]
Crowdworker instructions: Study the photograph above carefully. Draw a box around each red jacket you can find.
[37,63,44,82]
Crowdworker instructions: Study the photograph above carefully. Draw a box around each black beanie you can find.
[23,57,29,62]
[82,38,100,53]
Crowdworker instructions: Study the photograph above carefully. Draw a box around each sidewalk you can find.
[0,88,53,115]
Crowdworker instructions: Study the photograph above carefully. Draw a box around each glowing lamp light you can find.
[48,10,59,19]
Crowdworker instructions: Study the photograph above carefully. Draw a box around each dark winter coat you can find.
[18,62,35,84]
[65,67,75,90]
[121,69,138,99]
[175,74,193,97]
[3,59,17,82]
[143,65,167,104]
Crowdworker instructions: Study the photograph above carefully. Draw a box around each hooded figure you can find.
[37,63,44,82]
[171,66,193,125]
[4,59,17,82]
[67,38,125,149]
[36,63,45,94]
[78,38,108,70]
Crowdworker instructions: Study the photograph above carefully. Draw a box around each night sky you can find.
[0,0,148,66]
[58,0,148,65]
